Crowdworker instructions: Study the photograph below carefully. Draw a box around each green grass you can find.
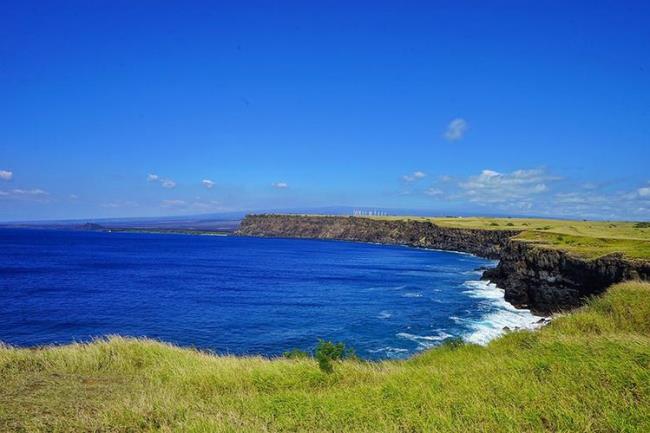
[2,281,649,432]
[364,215,650,259]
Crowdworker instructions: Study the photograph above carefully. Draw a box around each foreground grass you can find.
[2,282,649,432]
[365,215,650,259]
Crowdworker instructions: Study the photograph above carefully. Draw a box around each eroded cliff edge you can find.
[237,214,650,314]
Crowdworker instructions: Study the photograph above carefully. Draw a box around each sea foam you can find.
[460,280,544,345]
[396,330,453,348]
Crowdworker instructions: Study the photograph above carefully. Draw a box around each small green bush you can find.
[314,340,355,373]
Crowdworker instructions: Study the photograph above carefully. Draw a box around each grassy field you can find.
[367,215,650,259]
[2,281,649,432]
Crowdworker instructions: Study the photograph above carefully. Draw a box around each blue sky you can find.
[1,1,649,221]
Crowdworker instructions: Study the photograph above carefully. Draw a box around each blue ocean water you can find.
[0,229,540,360]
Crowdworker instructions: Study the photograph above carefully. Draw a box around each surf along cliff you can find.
[237,214,650,314]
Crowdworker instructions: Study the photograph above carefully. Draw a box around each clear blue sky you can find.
[1,1,649,221]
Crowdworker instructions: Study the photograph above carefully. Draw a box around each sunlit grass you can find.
[360,215,650,259]
[2,282,649,432]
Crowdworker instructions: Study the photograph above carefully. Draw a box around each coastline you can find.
[2,281,648,432]
[236,214,650,314]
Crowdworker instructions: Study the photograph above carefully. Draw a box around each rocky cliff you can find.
[237,214,650,314]
[483,241,650,313]
[237,214,515,259]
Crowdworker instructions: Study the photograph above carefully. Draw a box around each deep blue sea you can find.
[0,229,540,359]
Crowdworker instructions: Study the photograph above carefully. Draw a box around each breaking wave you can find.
[460,280,545,345]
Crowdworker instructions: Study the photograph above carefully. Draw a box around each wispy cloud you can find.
[100,200,138,209]
[402,171,427,182]
[147,173,176,189]
[638,185,650,197]
[458,168,558,204]
[424,187,443,196]
[202,179,216,189]
[0,188,50,200]
[161,179,176,189]
[272,182,289,189]
[161,199,186,207]
[160,199,224,212]
[444,118,468,141]
[412,167,650,219]
[0,170,13,181]
[11,188,48,196]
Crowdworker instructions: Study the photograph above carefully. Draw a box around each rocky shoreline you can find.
[237,214,650,314]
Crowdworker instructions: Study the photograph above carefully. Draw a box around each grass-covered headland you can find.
[370,216,650,259]
[2,282,649,432]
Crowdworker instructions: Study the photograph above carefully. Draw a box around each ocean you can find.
[0,229,541,360]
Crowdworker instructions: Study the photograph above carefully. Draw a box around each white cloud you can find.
[147,173,176,189]
[161,179,176,189]
[272,182,288,189]
[413,169,650,219]
[424,187,443,196]
[456,168,559,204]
[402,171,427,182]
[69,194,79,200]
[0,170,13,181]
[161,199,186,207]
[0,187,50,201]
[444,118,468,141]
[638,186,650,197]
[202,179,216,189]
[11,188,48,196]
[480,169,500,178]
[100,200,138,209]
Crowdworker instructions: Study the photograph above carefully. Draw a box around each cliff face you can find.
[237,214,650,314]
[237,214,516,259]
[483,241,650,313]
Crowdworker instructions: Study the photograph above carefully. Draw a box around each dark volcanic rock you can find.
[237,214,516,259]
[237,214,650,315]
[483,241,650,314]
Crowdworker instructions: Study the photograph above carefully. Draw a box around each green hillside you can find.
[367,216,650,259]
[2,281,649,432]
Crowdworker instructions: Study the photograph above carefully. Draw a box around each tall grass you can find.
[2,282,649,432]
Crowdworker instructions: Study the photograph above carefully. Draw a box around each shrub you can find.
[314,340,355,373]
[634,222,650,228]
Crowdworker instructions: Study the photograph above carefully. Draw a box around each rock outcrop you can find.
[237,214,650,314]
[483,241,650,313]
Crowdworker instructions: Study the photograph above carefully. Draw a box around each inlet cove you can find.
[0,228,541,360]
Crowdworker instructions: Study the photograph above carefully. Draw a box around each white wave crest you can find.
[460,280,544,345]
[377,310,393,319]
[396,330,453,348]
[368,346,409,359]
